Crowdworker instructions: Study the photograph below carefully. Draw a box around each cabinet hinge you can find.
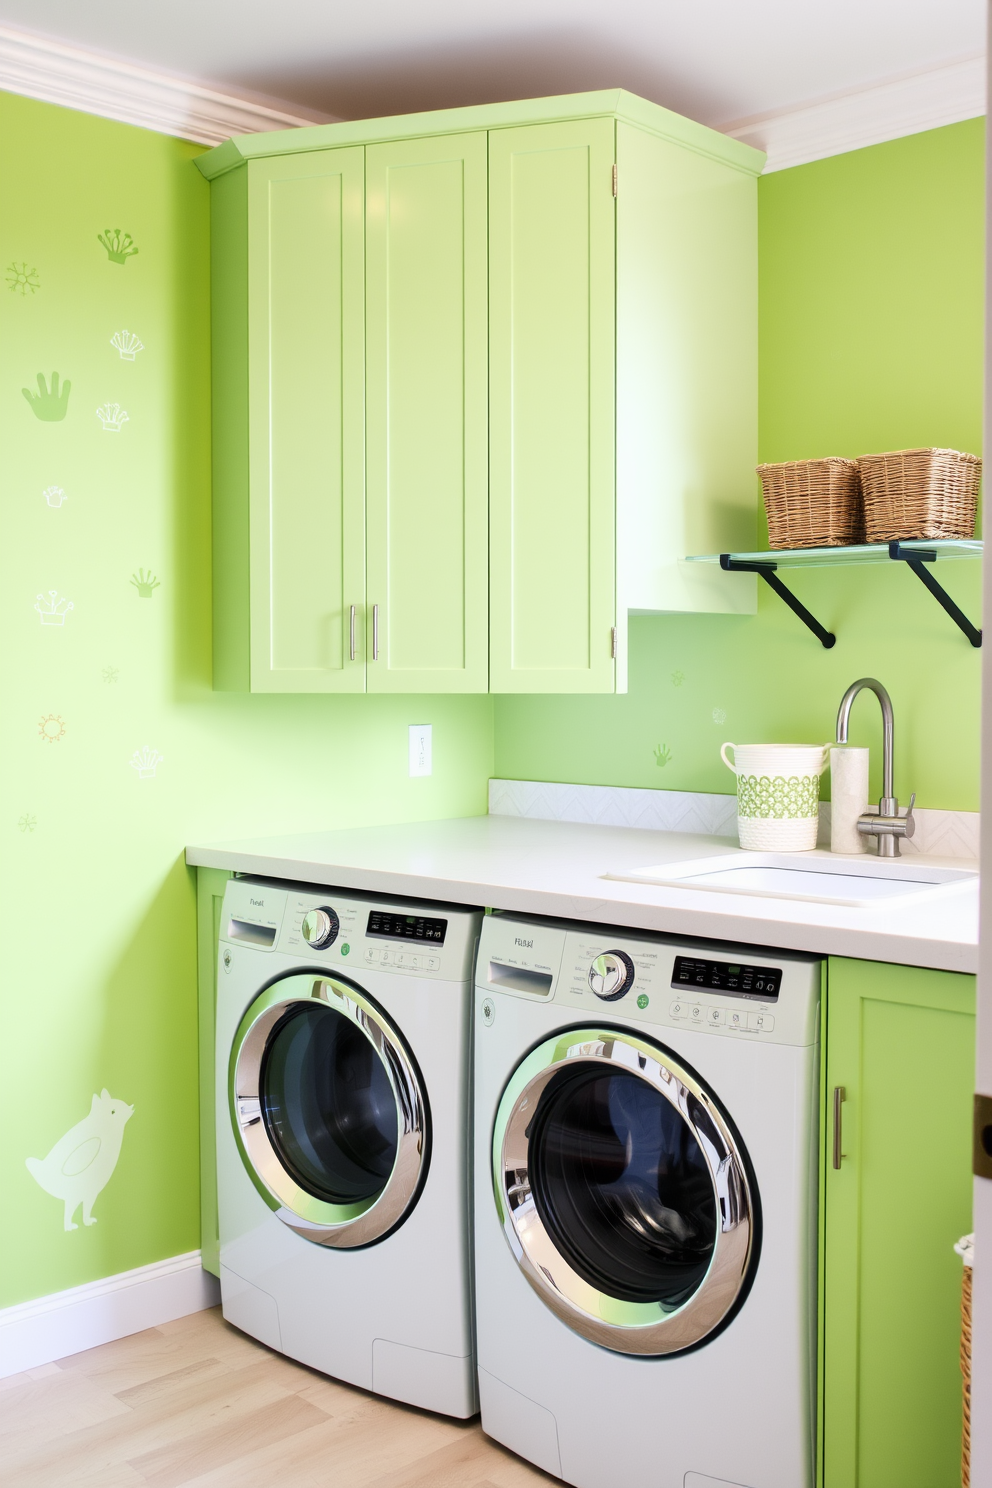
[610,626,618,659]
[974,1092,992,1179]
[611,163,618,198]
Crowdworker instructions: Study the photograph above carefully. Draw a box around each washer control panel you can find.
[477,913,819,1047]
[219,878,480,982]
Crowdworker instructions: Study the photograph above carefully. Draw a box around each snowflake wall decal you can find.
[7,262,39,295]
[671,670,685,687]
[102,665,119,684]
[712,707,727,725]
[18,813,37,833]
[39,714,66,743]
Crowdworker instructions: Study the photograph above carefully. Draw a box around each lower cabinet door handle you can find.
[349,604,356,662]
[832,1085,846,1169]
[372,603,379,661]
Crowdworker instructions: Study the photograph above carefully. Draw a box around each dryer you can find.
[473,912,820,1488]
[216,876,481,1417]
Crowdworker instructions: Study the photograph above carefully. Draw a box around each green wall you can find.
[0,93,493,1309]
[495,119,984,811]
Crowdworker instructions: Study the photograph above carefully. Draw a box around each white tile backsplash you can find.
[489,779,979,861]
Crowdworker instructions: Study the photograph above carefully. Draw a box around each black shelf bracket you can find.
[720,554,836,648]
[887,542,982,647]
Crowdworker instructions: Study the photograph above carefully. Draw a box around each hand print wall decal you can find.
[131,570,159,598]
[98,229,138,265]
[23,373,71,422]
[653,744,673,768]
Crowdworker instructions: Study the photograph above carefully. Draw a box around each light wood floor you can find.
[1,1306,557,1487]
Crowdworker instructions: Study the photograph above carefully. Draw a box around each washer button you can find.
[706,1006,725,1027]
[364,947,379,965]
[425,956,440,971]
[669,1000,685,1019]
[688,1004,705,1024]
[748,1011,775,1032]
[728,1009,747,1031]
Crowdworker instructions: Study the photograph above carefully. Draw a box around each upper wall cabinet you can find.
[199,91,764,694]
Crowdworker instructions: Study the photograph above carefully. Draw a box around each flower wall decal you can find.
[35,590,73,626]
[98,229,138,265]
[130,746,163,779]
[39,714,67,743]
[96,402,128,432]
[43,486,67,508]
[110,330,144,361]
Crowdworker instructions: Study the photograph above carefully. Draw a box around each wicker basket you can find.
[756,458,863,548]
[857,448,981,541]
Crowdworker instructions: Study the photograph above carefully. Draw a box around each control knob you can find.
[301,907,340,949]
[588,949,636,1001]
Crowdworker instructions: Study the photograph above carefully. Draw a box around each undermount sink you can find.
[603,852,978,908]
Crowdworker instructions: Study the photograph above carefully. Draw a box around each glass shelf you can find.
[685,538,982,648]
[686,538,982,570]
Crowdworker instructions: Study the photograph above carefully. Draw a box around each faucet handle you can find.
[902,792,917,838]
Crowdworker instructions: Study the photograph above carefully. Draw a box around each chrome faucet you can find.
[835,678,916,857]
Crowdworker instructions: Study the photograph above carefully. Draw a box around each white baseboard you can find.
[0,1251,220,1379]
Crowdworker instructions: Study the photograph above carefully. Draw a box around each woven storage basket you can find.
[756,458,862,548]
[857,448,980,541]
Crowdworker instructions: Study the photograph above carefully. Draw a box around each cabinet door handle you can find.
[372,603,379,661]
[832,1086,846,1169]
[349,605,356,662]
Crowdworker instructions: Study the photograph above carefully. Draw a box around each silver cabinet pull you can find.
[372,603,379,661]
[832,1086,845,1169]
[611,626,618,659]
[349,605,356,662]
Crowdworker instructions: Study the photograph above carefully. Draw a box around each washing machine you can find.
[473,913,820,1488]
[215,876,482,1417]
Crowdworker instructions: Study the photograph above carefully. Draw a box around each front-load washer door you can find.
[492,1027,758,1355]
[230,973,429,1247]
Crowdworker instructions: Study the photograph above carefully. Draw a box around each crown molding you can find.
[0,23,334,145]
[721,53,986,172]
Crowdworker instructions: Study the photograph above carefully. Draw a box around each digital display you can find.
[672,955,781,1001]
[367,911,447,945]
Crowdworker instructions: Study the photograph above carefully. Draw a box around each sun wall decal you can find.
[39,714,67,743]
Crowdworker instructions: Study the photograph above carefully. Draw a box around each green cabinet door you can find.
[247,149,366,691]
[822,958,975,1488]
[365,132,489,693]
[488,118,617,693]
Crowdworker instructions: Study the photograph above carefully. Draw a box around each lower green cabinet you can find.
[821,957,975,1487]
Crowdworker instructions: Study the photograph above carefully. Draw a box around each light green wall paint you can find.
[0,92,492,1309]
[495,119,984,810]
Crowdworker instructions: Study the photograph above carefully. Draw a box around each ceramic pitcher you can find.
[721,742,830,852]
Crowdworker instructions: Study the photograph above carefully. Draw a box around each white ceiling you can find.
[0,0,984,128]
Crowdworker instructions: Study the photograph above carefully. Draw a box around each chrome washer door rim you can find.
[493,1027,756,1355]
[231,973,428,1247]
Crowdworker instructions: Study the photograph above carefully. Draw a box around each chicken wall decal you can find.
[25,1090,135,1231]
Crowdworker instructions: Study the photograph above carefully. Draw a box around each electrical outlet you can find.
[409,724,432,777]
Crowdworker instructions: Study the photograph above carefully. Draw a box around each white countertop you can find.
[186,815,979,974]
